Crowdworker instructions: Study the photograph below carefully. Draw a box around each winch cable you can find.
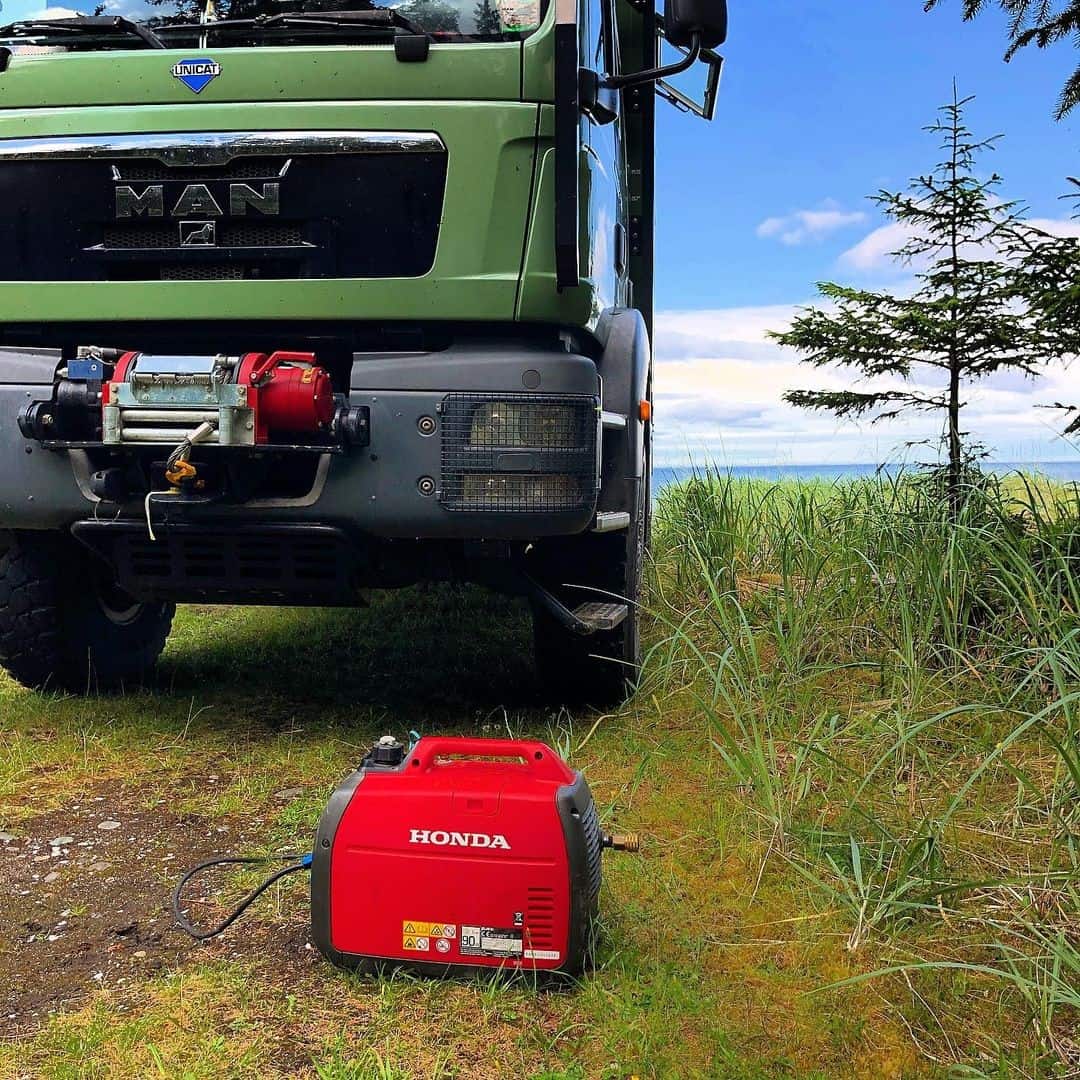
[145,419,219,542]
[172,852,312,941]
[164,419,217,488]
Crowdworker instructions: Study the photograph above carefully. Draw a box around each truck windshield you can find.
[0,0,543,44]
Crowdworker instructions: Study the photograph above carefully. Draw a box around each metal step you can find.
[592,511,630,533]
[571,601,629,632]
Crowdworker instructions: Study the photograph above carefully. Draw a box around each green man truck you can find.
[0,0,726,703]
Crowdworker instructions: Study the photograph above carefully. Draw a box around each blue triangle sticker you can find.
[171,58,221,94]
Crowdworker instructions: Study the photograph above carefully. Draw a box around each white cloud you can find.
[756,201,868,247]
[651,306,1075,467]
[840,215,1080,275]
[1028,217,1080,238]
[19,7,84,18]
[838,222,913,273]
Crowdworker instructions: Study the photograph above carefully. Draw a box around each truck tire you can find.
[0,532,174,692]
[530,466,648,707]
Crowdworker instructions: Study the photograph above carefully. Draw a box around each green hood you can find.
[0,40,522,109]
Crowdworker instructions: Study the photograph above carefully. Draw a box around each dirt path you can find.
[0,780,313,1036]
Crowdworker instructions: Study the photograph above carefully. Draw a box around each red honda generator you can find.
[312,736,635,975]
[173,735,636,977]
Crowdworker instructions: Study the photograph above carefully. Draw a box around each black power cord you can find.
[171,853,312,941]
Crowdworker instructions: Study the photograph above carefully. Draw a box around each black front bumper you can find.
[0,339,603,541]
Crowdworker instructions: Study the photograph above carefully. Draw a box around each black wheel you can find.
[0,532,174,692]
[530,466,649,707]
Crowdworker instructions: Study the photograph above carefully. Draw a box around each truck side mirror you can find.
[605,0,726,117]
[664,0,727,49]
[655,21,723,120]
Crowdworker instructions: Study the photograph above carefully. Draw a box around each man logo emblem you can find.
[171,58,221,94]
[179,221,216,247]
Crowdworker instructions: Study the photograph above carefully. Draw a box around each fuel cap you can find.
[370,734,406,767]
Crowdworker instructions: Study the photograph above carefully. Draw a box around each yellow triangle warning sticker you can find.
[403,922,417,934]
[430,925,443,937]
[403,936,417,950]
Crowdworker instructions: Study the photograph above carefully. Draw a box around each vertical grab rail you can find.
[554,0,580,290]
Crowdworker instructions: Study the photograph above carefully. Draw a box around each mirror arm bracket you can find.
[603,30,700,89]
[580,68,619,124]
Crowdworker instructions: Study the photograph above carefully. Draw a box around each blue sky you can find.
[651,1,1080,466]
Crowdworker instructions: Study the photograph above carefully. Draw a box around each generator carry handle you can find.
[410,737,571,780]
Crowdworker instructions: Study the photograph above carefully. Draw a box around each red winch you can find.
[104,349,336,444]
[236,351,335,441]
[173,736,638,976]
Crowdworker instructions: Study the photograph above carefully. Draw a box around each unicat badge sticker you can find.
[171,58,221,94]
[495,0,540,30]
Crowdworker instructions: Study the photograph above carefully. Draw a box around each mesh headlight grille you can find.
[439,393,599,513]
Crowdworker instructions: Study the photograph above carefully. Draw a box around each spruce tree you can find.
[1005,182,1080,436]
[925,1,1080,119]
[772,92,1054,509]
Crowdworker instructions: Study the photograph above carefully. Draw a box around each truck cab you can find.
[0,0,725,702]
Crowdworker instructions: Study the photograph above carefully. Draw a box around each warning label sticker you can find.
[459,925,524,958]
[402,921,457,939]
[402,935,430,952]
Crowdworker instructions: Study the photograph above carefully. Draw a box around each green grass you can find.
[647,469,1080,1075]
[0,470,1077,1077]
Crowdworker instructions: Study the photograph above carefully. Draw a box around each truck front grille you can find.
[103,223,307,250]
[112,157,288,182]
[159,264,244,280]
[0,135,447,282]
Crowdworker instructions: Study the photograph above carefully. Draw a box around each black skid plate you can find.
[71,520,363,605]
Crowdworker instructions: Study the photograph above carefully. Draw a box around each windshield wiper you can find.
[159,8,428,41]
[0,15,166,49]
